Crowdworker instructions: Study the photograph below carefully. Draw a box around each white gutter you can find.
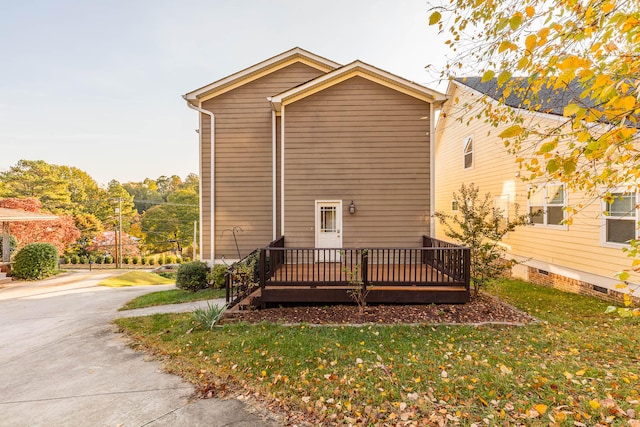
[271,105,277,240]
[280,105,285,235]
[430,103,437,235]
[184,96,215,264]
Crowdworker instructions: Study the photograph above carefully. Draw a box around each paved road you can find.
[0,271,275,427]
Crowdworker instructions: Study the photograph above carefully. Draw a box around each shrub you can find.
[122,255,130,264]
[141,256,148,265]
[176,261,210,292]
[104,255,113,264]
[147,257,156,266]
[94,255,104,264]
[175,257,183,264]
[13,243,58,280]
[159,255,166,265]
[70,254,79,264]
[209,264,228,289]
[80,255,88,264]
[132,257,139,265]
[63,255,71,264]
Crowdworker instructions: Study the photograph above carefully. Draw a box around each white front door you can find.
[316,201,342,262]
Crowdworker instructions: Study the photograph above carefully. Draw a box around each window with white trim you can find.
[528,183,565,226]
[603,192,637,245]
[463,136,473,169]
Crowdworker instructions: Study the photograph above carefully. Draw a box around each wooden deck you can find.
[225,236,471,308]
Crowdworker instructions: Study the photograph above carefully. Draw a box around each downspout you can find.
[268,98,277,240]
[184,96,215,264]
[429,103,437,236]
[280,105,285,236]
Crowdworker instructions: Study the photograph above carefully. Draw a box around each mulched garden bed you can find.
[223,293,536,325]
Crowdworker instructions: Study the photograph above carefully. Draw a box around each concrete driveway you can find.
[0,271,275,427]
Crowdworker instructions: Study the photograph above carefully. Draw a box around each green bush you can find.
[13,243,59,280]
[80,255,88,264]
[132,257,139,265]
[176,257,183,264]
[104,255,114,264]
[176,261,210,292]
[209,264,228,289]
[147,257,156,266]
[70,254,79,264]
[94,255,104,264]
[63,255,71,264]
[159,255,166,265]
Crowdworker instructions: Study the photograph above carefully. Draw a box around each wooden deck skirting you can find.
[225,236,471,307]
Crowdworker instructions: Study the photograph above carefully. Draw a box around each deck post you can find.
[225,272,231,303]
[260,248,267,289]
[463,248,471,291]
[361,249,369,290]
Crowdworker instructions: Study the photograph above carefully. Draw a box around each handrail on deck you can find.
[225,235,470,306]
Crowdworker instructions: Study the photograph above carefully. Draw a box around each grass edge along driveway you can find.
[115,280,640,426]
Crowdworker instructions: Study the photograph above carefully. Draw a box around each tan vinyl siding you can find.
[435,83,640,284]
[201,62,325,260]
[284,76,431,248]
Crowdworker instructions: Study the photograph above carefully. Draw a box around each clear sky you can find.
[0,0,449,186]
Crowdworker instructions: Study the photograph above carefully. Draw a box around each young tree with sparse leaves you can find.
[435,184,529,297]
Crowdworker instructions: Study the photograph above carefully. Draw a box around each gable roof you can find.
[454,77,596,117]
[269,60,448,111]
[184,47,341,103]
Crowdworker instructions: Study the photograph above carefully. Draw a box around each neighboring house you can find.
[435,77,639,304]
[184,47,448,264]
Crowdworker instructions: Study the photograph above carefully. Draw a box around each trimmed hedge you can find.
[13,243,59,280]
[176,261,210,292]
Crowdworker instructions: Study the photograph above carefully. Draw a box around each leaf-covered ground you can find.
[223,293,534,325]
[116,280,640,426]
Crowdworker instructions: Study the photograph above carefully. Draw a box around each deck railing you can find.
[226,236,470,305]
[260,236,470,290]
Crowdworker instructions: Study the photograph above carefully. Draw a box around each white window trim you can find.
[601,189,638,248]
[527,183,568,229]
[463,135,474,170]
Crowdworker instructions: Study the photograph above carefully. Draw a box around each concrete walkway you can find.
[0,271,275,427]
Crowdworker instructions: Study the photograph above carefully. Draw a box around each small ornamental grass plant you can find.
[193,302,227,330]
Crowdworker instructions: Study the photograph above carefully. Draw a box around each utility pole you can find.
[193,221,197,260]
[118,198,123,268]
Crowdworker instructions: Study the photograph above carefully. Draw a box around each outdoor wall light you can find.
[349,200,356,214]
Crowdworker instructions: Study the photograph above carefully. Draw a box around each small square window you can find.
[451,200,459,211]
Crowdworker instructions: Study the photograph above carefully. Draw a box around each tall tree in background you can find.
[123,178,163,214]
[0,160,72,213]
[430,0,640,296]
[141,189,199,254]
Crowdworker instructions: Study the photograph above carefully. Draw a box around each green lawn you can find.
[119,288,226,311]
[98,271,174,287]
[115,280,640,426]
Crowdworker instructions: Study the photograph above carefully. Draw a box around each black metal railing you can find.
[260,236,470,291]
[226,235,470,306]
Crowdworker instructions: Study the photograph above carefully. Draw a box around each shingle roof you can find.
[454,77,595,116]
